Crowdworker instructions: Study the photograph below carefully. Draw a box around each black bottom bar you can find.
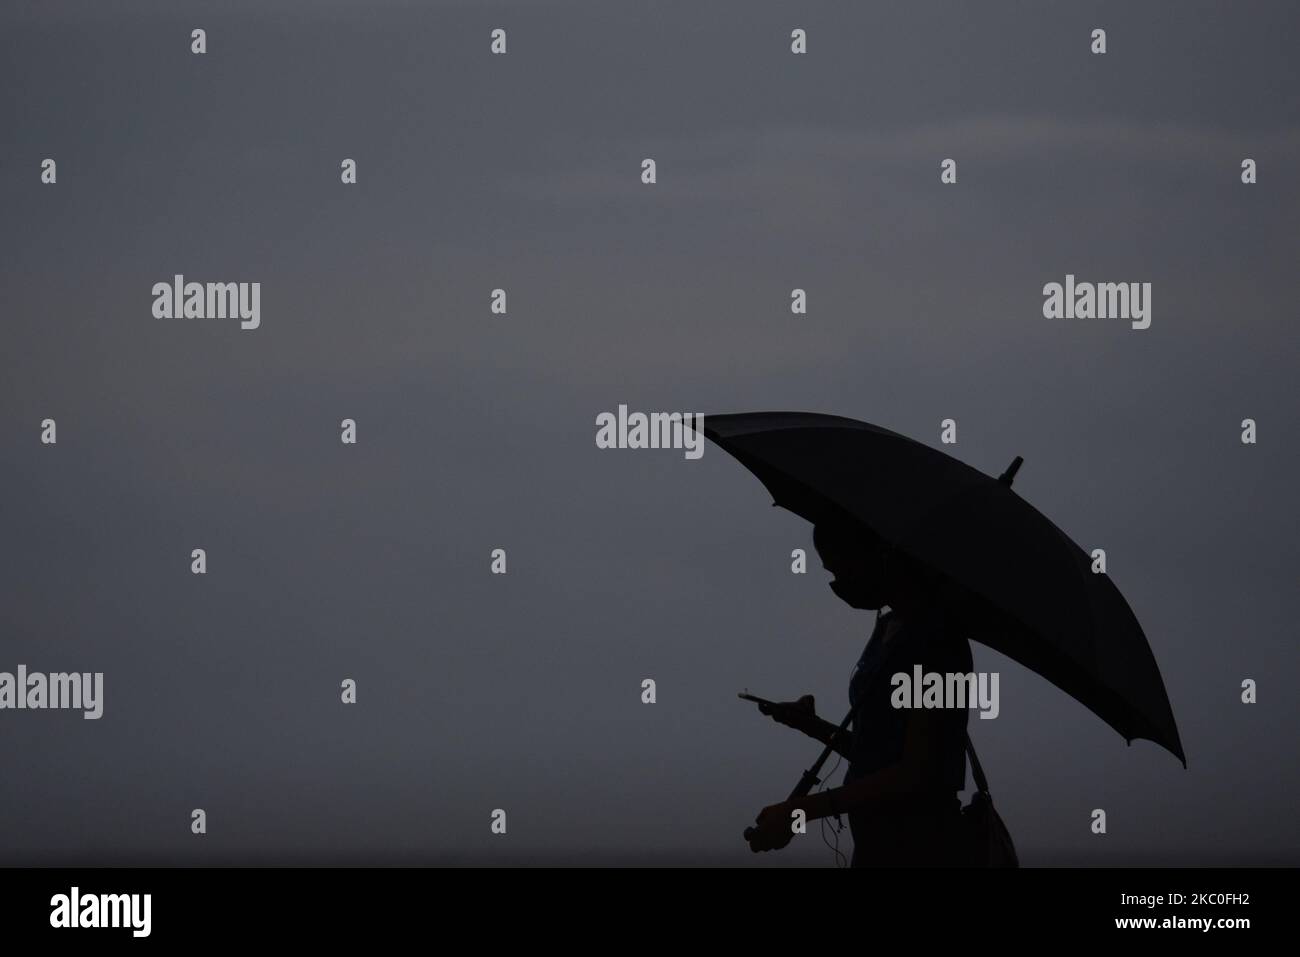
[0,865,1289,942]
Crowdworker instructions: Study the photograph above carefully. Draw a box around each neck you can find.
[889,592,947,621]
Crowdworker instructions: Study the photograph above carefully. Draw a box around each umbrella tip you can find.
[998,456,1024,487]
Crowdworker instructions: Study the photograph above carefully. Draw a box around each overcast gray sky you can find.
[1,0,1297,865]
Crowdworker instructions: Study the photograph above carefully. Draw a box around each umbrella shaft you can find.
[789,706,856,799]
[788,769,821,800]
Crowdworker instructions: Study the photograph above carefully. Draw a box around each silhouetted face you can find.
[813,524,890,611]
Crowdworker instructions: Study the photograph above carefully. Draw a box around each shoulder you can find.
[893,611,972,669]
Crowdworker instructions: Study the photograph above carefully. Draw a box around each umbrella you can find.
[696,411,1185,766]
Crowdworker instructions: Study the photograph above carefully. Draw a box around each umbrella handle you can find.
[745,708,855,845]
[743,769,821,841]
[743,750,846,842]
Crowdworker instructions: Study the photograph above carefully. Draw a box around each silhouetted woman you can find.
[746,522,973,867]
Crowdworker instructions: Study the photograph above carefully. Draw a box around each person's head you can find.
[812,521,952,613]
[812,522,892,610]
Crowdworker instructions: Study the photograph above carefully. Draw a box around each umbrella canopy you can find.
[697,411,1185,766]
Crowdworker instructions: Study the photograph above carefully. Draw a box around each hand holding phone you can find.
[738,691,776,709]
[739,691,816,730]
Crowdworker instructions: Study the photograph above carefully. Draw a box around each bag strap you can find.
[964,733,991,797]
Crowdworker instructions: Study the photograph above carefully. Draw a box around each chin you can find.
[829,580,883,611]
